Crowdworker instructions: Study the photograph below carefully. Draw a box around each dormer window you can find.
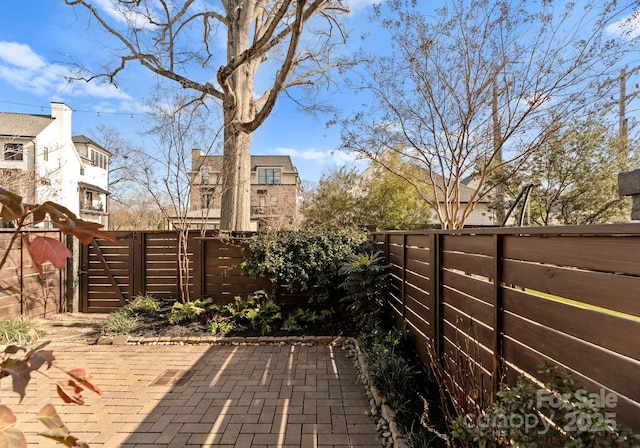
[90,150,108,169]
[258,168,281,184]
[3,143,23,161]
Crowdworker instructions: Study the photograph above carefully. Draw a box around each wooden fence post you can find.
[428,232,442,358]
[401,233,407,318]
[492,234,504,398]
[131,231,145,298]
[192,237,204,299]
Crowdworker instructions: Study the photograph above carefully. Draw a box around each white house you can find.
[0,102,111,228]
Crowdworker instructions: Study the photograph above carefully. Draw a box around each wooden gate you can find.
[79,231,274,313]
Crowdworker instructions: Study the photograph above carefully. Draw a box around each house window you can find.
[4,143,23,161]
[201,168,210,184]
[259,196,266,206]
[85,191,93,208]
[258,168,281,184]
[91,150,108,169]
[43,146,49,161]
[270,196,278,205]
[201,187,215,209]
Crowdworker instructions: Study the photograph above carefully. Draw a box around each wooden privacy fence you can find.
[79,231,308,313]
[0,229,65,319]
[372,224,640,432]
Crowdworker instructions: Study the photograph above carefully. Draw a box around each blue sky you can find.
[0,0,382,185]
[0,1,638,186]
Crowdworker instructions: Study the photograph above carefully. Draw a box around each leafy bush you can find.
[127,294,160,316]
[241,228,376,302]
[361,323,424,416]
[0,316,46,343]
[208,315,234,334]
[244,298,282,335]
[402,420,446,448]
[451,363,640,447]
[220,291,280,335]
[168,298,214,324]
[339,250,389,330]
[281,308,332,332]
[100,308,139,335]
[364,347,419,415]
[360,323,412,357]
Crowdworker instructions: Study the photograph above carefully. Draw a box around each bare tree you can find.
[65,0,354,231]
[131,90,222,302]
[340,0,639,228]
[89,124,141,206]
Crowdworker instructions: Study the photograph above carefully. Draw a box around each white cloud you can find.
[274,147,328,160]
[606,11,640,39]
[0,41,136,107]
[0,42,46,70]
[93,0,155,29]
[344,0,377,15]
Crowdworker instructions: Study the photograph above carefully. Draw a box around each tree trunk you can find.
[219,2,257,232]
[220,122,252,231]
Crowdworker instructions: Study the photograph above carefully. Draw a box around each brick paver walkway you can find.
[0,344,380,447]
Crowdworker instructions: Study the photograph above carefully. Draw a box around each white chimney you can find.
[50,102,73,142]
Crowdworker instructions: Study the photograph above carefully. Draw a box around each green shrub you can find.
[223,291,280,335]
[451,363,640,447]
[281,308,332,332]
[339,250,389,330]
[360,323,412,358]
[241,228,376,302]
[100,308,138,335]
[208,315,234,334]
[364,347,418,415]
[128,294,160,316]
[0,316,45,343]
[401,420,446,448]
[168,298,214,324]
[244,298,281,335]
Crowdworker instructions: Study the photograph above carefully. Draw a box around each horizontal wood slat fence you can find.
[372,224,640,432]
[80,231,308,313]
[0,229,65,319]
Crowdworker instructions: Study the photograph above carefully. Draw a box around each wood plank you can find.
[442,251,494,278]
[442,285,494,327]
[503,288,640,360]
[442,335,494,380]
[442,234,494,256]
[389,234,404,246]
[503,259,640,318]
[406,233,430,249]
[502,339,640,432]
[405,246,430,264]
[405,257,429,274]
[504,235,640,276]
[443,303,494,349]
[405,288,429,313]
[405,270,430,293]
[443,270,493,306]
[405,304,430,335]
[503,312,640,404]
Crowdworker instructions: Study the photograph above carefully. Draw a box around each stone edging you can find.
[95,334,344,346]
[342,338,408,448]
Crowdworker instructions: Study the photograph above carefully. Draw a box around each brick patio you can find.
[0,344,380,447]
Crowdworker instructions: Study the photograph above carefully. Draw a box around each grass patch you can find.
[100,308,138,335]
[0,316,46,343]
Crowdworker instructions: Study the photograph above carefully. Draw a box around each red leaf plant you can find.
[0,189,106,447]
